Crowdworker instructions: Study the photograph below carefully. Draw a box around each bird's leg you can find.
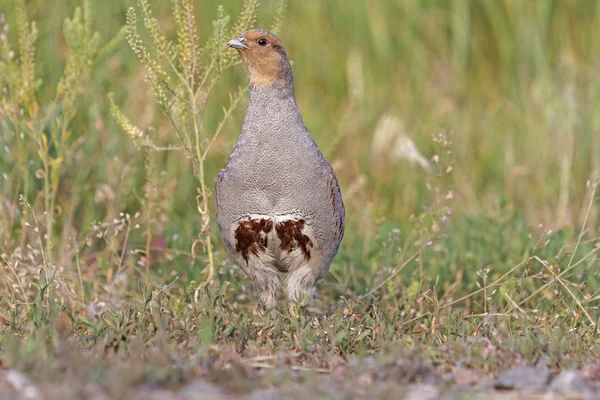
[257,279,279,311]
[285,264,317,306]
[241,259,281,310]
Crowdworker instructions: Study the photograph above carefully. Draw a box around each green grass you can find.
[0,0,599,398]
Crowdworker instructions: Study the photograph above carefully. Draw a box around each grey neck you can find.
[238,58,306,148]
[231,55,311,163]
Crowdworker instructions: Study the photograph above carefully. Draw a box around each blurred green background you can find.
[1,0,599,289]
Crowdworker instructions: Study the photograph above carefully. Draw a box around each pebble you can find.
[580,364,600,381]
[494,366,551,392]
[453,367,483,386]
[0,370,40,400]
[177,381,229,399]
[549,370,593,393]
[403,384,439,400]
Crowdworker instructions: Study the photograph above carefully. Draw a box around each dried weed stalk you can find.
[0,0,122,307]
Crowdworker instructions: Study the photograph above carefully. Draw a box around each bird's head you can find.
[227,29,291,88]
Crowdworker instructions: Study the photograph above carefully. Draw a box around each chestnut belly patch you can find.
[234,218,273,262]
[275,219,313,261]
[233,217,314,263]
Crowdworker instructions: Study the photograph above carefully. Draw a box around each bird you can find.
[214,29,345,310]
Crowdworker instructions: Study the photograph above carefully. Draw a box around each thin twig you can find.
[248,363,330,373]
[462,313,513,319]
[401,312,431,327]
[73,237,85,302]
[504,292,528,317]
[361,232,436,299]
[568,181,598,268]
[441,257,532,310]
[532,256,596,326]
[1,255,29,307]
[519,245,600,306]
[202,86,247,159]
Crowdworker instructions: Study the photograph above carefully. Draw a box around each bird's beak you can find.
[226,36,248,50]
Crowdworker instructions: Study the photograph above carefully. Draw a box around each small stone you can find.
[128,388,177,400]
[177,381,228,399]
[549,370,593,393]
[0,370,40,400]
[580,364,600,381]
[356,372,374,386]
[82,383,109,400]
[249,388,278,400]
[403,384,439,400]
[584,392,600,400]
[494,366,551,392]
[452,367,482,386]
[331,365,347,380]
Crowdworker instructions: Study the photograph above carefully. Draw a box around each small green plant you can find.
[362,131,454,299]
[110,0,287,285]
[0,0,122,305]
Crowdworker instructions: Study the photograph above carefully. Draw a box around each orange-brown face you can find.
[226,29,287,87]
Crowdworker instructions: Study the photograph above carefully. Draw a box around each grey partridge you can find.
[215,29,345,309]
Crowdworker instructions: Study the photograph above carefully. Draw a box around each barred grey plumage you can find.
[215,29,344,309]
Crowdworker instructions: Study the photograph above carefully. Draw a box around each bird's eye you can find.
[258,38,268,46]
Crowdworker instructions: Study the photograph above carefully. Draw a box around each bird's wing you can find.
[327,165,345,242]
[214,170,235,252]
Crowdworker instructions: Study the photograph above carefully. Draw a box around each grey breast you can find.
[215,82,344,261]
